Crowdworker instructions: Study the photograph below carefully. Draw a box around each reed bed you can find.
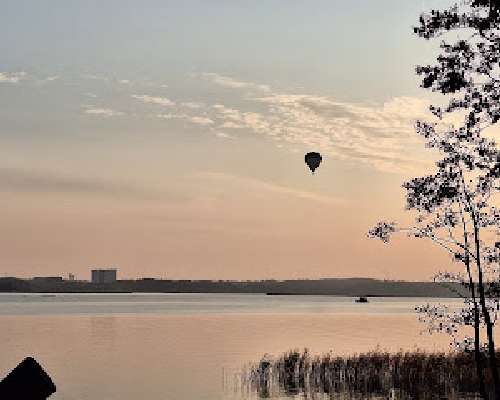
[243,349,499,399]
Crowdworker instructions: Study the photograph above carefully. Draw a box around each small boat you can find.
[355,296,368,303]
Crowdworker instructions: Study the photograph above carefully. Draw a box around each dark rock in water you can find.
[0,357,56,399]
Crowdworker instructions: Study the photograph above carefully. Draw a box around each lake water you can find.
[0,293,466,400]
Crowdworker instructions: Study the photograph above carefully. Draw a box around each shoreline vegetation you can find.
[0,277,473,297]
[243,349,494,399]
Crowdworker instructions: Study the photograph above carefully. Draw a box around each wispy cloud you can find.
[84,108,124,117]
[0,167,188,202]
[213,104,270,132]
[181,102,204,109]
[157,113,189,120]
[215,132,234,139]
[190,116,214,126]
[34,75,60,86]
[206,93,436,172]
[132,94,175,107]
[199,72,271,92]
[0,167,135,196]
[31,70,439,172]
[81,74,108,81]
[156,113,214,126]
[0,72,27,83]
[219,121,242,129]
[140,73,438,171]
[194,171,344,205]
[255,94,433,169]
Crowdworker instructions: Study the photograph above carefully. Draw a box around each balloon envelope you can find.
[305,152,322,173]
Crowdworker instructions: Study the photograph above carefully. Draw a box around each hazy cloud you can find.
[0,72,27,83]
[26,69,439,172]
[194,171,344,205]
[84,108,124,117]
[157,113,189,120]
[199,72,271,92]
[0,167,190,203]
[132,94,175,107]
[0,168,135,196]
[206,92,436,172]
[190,116,214,126]
[156,112,214,127]
[139,74,437,171]
[181,102,204,109]
[81,74,109,81]
[215,132,234,139]
[220,121,245,129]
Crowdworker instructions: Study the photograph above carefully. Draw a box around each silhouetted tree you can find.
[369,1,500,398]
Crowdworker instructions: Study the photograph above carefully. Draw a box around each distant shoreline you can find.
[0,291,462,298]
[264,292,460,298]
[0,277,471,298]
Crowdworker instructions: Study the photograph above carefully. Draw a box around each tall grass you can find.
[244,349,498,399]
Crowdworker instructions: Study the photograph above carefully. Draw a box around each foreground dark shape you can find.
[0,357,56,399]
[245,349,496,399]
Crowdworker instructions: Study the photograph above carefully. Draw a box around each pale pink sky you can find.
[0,0,465,280]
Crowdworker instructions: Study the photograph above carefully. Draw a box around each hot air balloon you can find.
[305,152,322,174]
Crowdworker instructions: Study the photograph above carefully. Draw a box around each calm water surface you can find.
[0,293,465,400]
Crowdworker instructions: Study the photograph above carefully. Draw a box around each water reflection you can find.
[0,295,475,400]
[90,315,117,331]
[89,316,117,346]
